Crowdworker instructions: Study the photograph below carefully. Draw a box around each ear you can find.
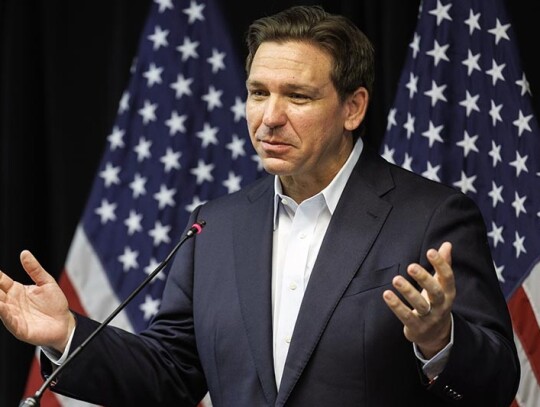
[344,87,369,131]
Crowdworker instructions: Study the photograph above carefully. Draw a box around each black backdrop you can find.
[1,1,538,405]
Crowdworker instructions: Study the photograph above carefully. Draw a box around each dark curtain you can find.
[0,1,537,405]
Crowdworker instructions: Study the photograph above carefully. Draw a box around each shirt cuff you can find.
[40,324,76,366]
[414,313,454,380]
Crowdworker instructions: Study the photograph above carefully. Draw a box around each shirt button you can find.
[281,198,287,205]
[285,336,291,344]
[289,282,297,290]
[299,232,306,239]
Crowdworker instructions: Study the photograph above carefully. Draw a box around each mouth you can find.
[258,139,292,155]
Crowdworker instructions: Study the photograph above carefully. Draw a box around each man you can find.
[0,5,519,406]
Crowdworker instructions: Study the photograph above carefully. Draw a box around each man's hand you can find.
[0,250,75,352]
[383,242,455,359]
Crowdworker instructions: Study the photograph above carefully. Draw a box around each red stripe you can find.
[510,399,519,407]
[508,286,540,384]
[59,268,88,317]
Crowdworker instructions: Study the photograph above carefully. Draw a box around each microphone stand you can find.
[19,220,206,407]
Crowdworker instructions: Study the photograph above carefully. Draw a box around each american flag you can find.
[23,0,263,405]
[381,0,540,405]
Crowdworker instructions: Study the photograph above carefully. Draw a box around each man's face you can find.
[245,41,355,189]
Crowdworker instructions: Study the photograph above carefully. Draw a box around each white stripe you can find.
[513,331,540,407]
[65,225,133,332]
[522,259,540,328]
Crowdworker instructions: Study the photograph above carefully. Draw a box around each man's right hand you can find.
[0,250,75,353]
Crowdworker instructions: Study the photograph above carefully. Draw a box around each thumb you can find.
[20,250,55,286]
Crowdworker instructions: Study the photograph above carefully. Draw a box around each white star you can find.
[453,171,477,195]
[489,100,503,126]
[512,110,533,136]
[190,160,215,184]
[386,108,397,131]
[494,262,505,283]
[488,18,511,45]
[513,231,526,258]
[488,221,505,248]
[405,74,418,99]
[118,246,139,272]
[95,199,117,224]
[124,210,143,235]
[170,74,193,99]
[143,63,163,87]
[165,111,187,135]
[119,91,130,114]
[134,137,152,162]
[176,36,199,61]
[511,191,527,218]
[409,32,421,59]
[424,80,447,107]
[488,140,502,167]
[458,91,480,117]
[153,184,176,209]
[107,126,125,150]
[223,171,242,194]
[515,73,532,96]
[147,25,169,50]
[99,162,121,187]
[202,85,223,111]
[207,48,226,73]
[138,100,158,124]
[422,121,444,147]
[464,9,481,35]
[139,295,161,321]
[509,151,528,177]
[426,39,450,66]
[154,0,173,13]
[488,181,504,208]
[422,161,441,182]
[456,130,479,157]
[183,0,205,24]
[252,154,263,171]
[149,220,171,246]
[428,0,452,25]
[226,134,246,159]
[197,122,219,147]
[486,59,506,86]
[129,173,147,198]
[230,97,246,122]
[403,113,415,139]
[185,195,207,213]
[401,153,413,171]
[462,50,481,76]
[144,258,166,282]
[381,145,395,164]
[160,147,182,172]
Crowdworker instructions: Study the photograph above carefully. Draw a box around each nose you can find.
[262,95,287,129]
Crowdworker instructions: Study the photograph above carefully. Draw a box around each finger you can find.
[407,264,444,308]
[426,245,455,294]
[392,275,432,316]
[19,250,55,286]
[0,270,14,293]
[383,289,418,326]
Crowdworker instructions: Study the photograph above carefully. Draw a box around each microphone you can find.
[19,220,207,407]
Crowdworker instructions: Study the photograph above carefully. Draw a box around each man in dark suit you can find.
[0,5,519,406]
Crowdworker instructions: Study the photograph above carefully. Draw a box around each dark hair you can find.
[245,5,375,102]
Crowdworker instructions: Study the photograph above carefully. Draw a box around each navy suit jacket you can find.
[43,148,519,406]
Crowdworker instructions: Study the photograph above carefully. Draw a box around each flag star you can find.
[124,210,143,235]
[488,221,505,248]
[405,74,418,99]
[144,257,166,282]
[459,91,480,117]
[138,100,158,124]
[511,191,527,218]
[462,50,481,76]
[456,130,479,157]
[488,140,502,167]
[403,113,416,139]
[95,199,117,224]
[426,39,450,66]
[488,18,511,45]
[129,173,147,198]
[428,0,452,25]
[230,97,246,122]
[119,91,130,114]
[197,122,219,147]
[139,295,161,320]
[488,181,504,208]
[143,63,164,87]
[190,159,215,184]
[409,32,421,59]
[381,145,395,164]
[421,121,444,147]
[185,195,207,213]
[386,108,397,130]
[147,25,169,50]
[165,111,187,135]
[153,184,176,209]
[509,151,528,177]
[202,85,223,111]
[512,110,533,136]
[134,137,152,162]
[160,147,182,172]
[226,134,246,159]
[149,220,171,246]
[252,154,263,171]
[99,162,121,187]
[118,246,139,272]
[486,59,506,86]
[422,161,441,182]
[424,80,447,107]
[512,231,526,258]
[107,126,125,150]
[401,153,413,171]
[464,9,481,35]
[207,48,226,73]
[176,36,199,61]
[489,100,503,126]
[154,0,173,13]
[452,171,477,195]
[515,73,531,96]
[170,74,193,99]
[494,262,505,283]
[223,171,242,193]
[183,0,205,24]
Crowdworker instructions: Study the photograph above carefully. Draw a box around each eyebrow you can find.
[246,79,323,96]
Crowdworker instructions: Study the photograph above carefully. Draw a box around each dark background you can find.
[1,1,537,404]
